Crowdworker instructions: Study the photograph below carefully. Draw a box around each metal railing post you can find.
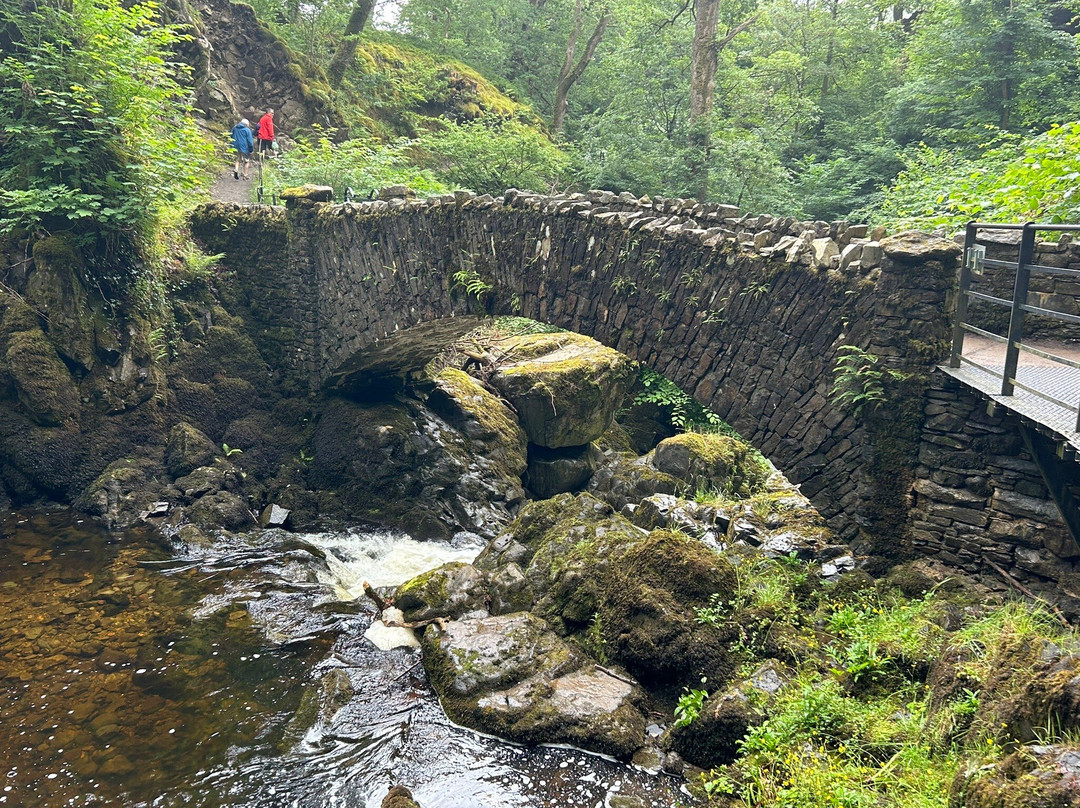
[1002,222,1035,395]
[950,221,977,368]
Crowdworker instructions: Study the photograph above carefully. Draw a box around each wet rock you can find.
[165,423,219,479]
[422,612,647,758]
[187,490,256,532]
[175,463,242,499]
[76,458,166,529]
[525,443,602,498]
[279,668,356,750]
[395,562,490,622]
[310,396,526,540]
[259,503,291,528]
[489,333,637,449]
[630,493,730,543]
[588,453,683,512]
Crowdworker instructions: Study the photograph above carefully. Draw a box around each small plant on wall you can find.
[830,345,909,418]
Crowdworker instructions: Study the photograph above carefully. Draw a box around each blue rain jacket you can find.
[231,123,254,154]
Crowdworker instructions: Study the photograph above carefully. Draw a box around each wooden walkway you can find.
[941,335,1080,453]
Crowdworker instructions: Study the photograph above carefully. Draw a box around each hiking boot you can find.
[233,170,239,180]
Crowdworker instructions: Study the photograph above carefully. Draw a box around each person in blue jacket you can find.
[231,118,254,180]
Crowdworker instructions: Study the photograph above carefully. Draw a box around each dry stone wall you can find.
[192,187,1080,608]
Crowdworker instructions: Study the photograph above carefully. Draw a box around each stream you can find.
[0,510,691,807]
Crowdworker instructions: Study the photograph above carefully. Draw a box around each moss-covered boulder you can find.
[951,745,1080,808]
[381,786,422,808]
[487,494,738,690]
[2,327,80,426]
[75,457,167,529]
[422,612,647,758]
[165,422,219,479]
[394,561,489,622]
[598,530,738,688]
[668,660,788,768]
[650,433,770,498]
[427,368,527,478]
[489,333,637,449]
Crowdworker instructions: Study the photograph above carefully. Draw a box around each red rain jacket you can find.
[257,113,275,141]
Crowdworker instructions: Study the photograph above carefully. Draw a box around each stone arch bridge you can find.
[191,186,1080,614]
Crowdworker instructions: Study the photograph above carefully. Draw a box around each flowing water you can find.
[0,510,691,808]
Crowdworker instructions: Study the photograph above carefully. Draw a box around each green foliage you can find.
[830,346,908,419]
[0,0,213,295]
[634,367,721,432]
[265,134,450,200]
[673,683,709,729]
[878,123,1080,230]
[413,119,571,194]
[451,265,493,301]
[222,443,243,457]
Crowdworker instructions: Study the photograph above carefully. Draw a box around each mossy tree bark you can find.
[552,0,609,137]
[688,1,757,202]
[327,0,375,89]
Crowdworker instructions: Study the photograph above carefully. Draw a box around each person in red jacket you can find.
[257,109,275,157]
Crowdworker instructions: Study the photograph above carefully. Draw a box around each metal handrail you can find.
[950,221,1080,432]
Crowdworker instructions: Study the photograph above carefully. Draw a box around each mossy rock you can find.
[165,422,219,479]
[650,433,770,498]
[75,457,167,529]
[490,333,638,449]
[187,490,256,532]
[588,453,684,511]
[172,325,268,387]
[951,746,1080,808]
[394,561,489,622]
[27,233,107,371]
[597,530,738,689]
[421,612,647,759]
[381,786,422,808]
[428,368,527,477]
[2,327,80,426]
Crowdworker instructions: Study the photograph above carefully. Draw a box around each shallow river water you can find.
[0,510,691,808]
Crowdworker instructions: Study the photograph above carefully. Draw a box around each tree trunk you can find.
[689,0,721,202]
[552,1,609,136]
[688,4,757,201]
[327,0,375,89]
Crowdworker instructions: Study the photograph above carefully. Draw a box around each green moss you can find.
[3,328,80,426]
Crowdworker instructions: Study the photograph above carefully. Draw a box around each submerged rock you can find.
[422,612,647,758]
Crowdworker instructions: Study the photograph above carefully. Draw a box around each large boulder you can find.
[588,453,683,511]
[422,612,647,758]
[482,494,739,690]
[165,422,219,479]
[2,327,80,426]
[489,333,637,449]
[309,396,527,539]
[650,433,770,498]
[394,561,490,622]
[525,443,603,498]
[75,457,167,529]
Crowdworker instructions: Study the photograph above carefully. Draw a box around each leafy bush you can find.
[0,0,213,295]
[877,122,1080,230]
[413,119,572,194]
[264,135,449,201]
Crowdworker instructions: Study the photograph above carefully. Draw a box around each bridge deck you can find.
[941,336,1080,453]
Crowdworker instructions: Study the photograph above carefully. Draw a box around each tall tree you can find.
[687,0,756,201]
[552,0,609,136]
[327,0,375,88]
